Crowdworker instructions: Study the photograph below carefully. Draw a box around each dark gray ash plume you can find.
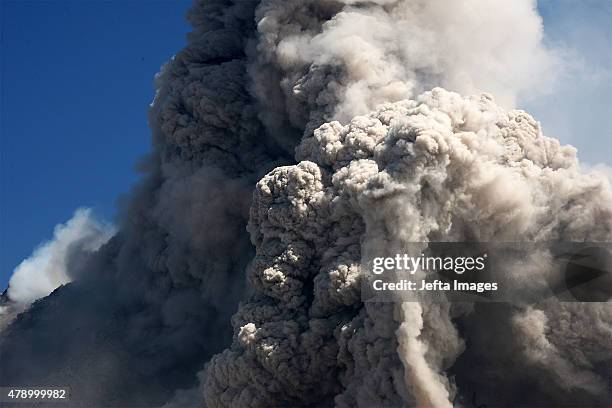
[2,1,283,406]
[1,1,610,407]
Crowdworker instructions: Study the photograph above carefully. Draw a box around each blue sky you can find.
[526,0,612,166]
[1,0,611,289]
[1,0,191,286]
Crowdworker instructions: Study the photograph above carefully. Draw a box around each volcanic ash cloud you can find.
[203,88,612,407]
[0,1,608,406]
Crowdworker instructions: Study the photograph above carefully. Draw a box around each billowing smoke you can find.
[203,88,612,407]
[1,1,610,407]
[249,0,559,134]
[0,208,114,328]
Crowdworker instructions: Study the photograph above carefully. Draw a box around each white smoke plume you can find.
[250,0,560,135]
[0,208,114,327]
[1,1,610,407]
